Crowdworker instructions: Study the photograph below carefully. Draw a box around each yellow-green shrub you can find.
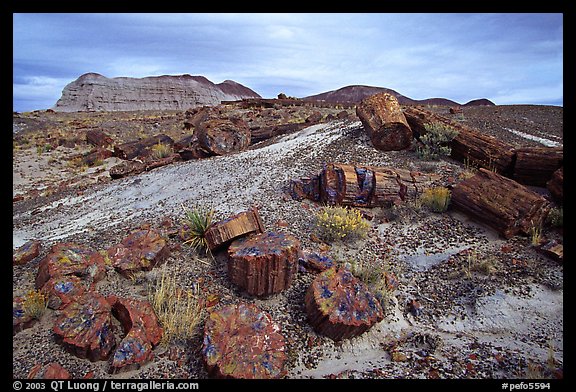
[419,187,451,212]
[22,289,47,319]
[314,206,370,243]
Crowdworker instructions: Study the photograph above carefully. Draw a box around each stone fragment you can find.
[204,207,265,251]
[28,363,71,379]
[355,93,412,151]
[108,296,163,373]
[546,166,563,204]
[202,303,287,379]
[42,275,88,310]
[107,229,170,278]
[13,239,42,266]
[35,243,107,290]
[305,267,384,341]
[196,117,251,156]
[538,240,563,262]
[53,293,116,361]
[228,231,300,296]
[299,250,334,273]
[109,160,146,179]
[86,129,114,147]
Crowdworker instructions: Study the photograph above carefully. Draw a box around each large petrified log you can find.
[290,163,439,207]
[403,106,516,176]
[513,146,563,187]
[356,93,413,151]
[227,231,300,296]
[204,207,265,251]
[546,167,563,204]
[196,117,251,156]
[86,129,114,148]
[305,267,384,341]
[202,303,287,379]
[451,168,551,239]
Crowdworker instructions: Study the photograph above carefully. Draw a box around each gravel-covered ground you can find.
[13,104,563,380]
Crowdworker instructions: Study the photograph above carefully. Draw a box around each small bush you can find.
[419,187,451,213]
[151,142,173,159]
[546,207,563,228]
[314,206,370,243]
[181,204,214,254]
[22,289,47,319]
[417,122,459,160]
[148,264,204,343]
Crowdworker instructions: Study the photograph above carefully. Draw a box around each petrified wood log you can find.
[250,122,307,144]
[451,168,551,239]
[109,160,146,179]
[356,93,413,151]
[196,117,251,156]
[293,163,438,207]
[546,167,563,204]
[86,129,114,148]
[204,207,265,251]
[513,146,563,187]
[202,303,287,379]
[227,231,300,296]
[403,106,516,175]
[113,134,174,160]
[305,267,384,341]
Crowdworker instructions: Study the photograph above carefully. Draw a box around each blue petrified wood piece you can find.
[202,302,287,379]
[228,231,300,297]
[305,267,384,341]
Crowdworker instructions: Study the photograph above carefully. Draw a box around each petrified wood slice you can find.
[227,231,300,296]
[204,207,265,251]
[546,167,563,204]
[305,267,384,341]
[451,168,551,239]
[513,146,563,187]
[202,303,287,379]
[53,293,116,362]
[403,106,516,175]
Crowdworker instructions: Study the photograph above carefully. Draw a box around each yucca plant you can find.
[181,203,214,254]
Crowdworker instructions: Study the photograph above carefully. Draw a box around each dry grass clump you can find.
[419,187,451,213]
[148,264,205,344]
[314,206,370,243]
[150,142,173,159]
[22,289,48,320]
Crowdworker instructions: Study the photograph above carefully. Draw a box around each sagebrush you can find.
[314,206,370,243]
[417,122,459,160]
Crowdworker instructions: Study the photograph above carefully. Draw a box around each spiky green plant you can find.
[181,204,214,254]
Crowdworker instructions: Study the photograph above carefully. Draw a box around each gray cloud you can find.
[13,13,563,112]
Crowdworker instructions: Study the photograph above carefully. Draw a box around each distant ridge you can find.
[53,73,261,112]
[303,85,494,106]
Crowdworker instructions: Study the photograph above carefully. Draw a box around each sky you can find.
[13,13,563,112]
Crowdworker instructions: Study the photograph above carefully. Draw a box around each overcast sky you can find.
[13,13,563,112]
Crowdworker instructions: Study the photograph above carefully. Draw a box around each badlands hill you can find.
[304,85,494,107]
[53,73,261,112]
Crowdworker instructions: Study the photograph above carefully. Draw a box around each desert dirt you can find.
[13,104,563,380]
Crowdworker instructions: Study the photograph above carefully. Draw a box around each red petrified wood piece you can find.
[227,231,300,297]
[305,267,384,341]
[204,207,265,251]
[202,303,287,379]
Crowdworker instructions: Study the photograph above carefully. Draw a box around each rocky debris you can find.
[228,231,300,297]
[355,93,413,151]
[290,163,438,207]
[42,275,88,310]
[13,239,42,266]
[204,207,265,251]
[305,111,323,124]
[53,73,261,112]
[109,160,146,179]
[53,293,116,361]
[298,250,334,273]
[250,123,307,145]
[28,362,72,379]
[403,106,516,175]
[13,296,38,336]
[113,134,174,160]
[81,147,114,166]
[35,243,107,290]
[86,129,114,148]
[305,267,384,341]
[538,240,563,262]
[106,229,170,278]
[108,296,163,373]
[512,146,563,187]
[451,168,551,239]
[202,302,287,379]
[547,167,563,204]
[144,153,182,171]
